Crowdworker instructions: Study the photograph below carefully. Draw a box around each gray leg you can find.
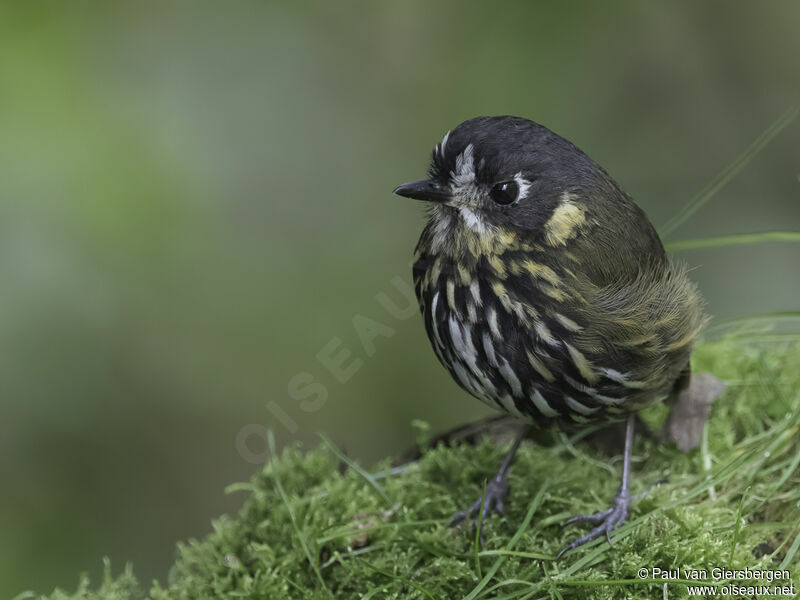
[449,428,526,532]
[557,414,635,559]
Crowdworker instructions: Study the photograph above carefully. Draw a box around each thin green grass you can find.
[665,231,800,252]
[319,432,390,503]
[268,430,333,599]
[474,481,487,579]
[463,480,551,600]
[659,106,798,238]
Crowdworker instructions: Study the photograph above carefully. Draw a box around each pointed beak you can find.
[393,179,451,203]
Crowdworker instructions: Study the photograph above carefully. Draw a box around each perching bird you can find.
[394,116,706,556]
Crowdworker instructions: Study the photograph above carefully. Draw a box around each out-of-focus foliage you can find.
[1,1,798,596]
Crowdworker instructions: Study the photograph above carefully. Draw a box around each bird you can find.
[393,116,706,556]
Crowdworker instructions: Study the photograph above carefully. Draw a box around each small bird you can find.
[394,116,706,556]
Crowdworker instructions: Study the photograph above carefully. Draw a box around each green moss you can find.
[35,339,800,599]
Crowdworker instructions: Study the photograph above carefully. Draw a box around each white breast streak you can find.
[487,307,501,339]
[565,395,599,415]
[499,393,525,418]
[450,317,496,395]
[453,362,481,397]
[531,389,559,417]
[430,292,444,350]
[498,357,523,396]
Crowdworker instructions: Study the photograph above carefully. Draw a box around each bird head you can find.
[394,116,625,252]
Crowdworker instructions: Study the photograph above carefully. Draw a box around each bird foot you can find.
[557,488,630,558]
[448,472,510,539]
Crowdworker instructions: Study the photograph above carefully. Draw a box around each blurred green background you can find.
[1,1,798,596]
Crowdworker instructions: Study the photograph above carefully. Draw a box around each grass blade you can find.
[268,430,333,598]
[779,529,800,570]
[660,106,799,238]
[478,550,552,560]
[706,311,800,335]
[475,480,487,579]
[666,231,800,252]
[728,487,748,562]
[319,432,390,503]
[463,478,551,600]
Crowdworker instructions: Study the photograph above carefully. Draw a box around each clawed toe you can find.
[561,506,613,527]
[557,491,630,559]
[448,475,510,536]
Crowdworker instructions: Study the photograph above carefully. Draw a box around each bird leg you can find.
[449,427,527,534]
[557,414,635,558]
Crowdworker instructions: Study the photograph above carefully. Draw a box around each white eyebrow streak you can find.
[451,143,475,186]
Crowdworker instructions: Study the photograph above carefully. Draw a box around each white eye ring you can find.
[513,171,532,201]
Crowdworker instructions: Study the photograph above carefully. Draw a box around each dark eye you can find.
[490,181,519,205]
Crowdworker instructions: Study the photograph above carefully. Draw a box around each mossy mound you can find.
[33,339,800,599]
